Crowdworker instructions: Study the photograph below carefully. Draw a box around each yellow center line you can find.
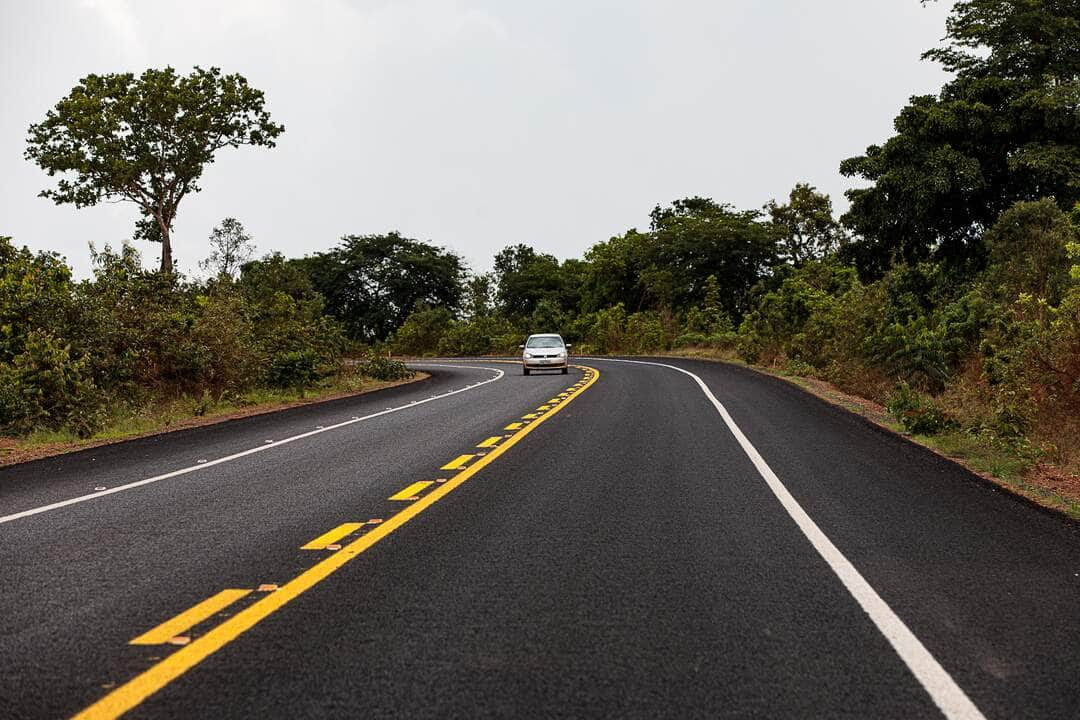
[440,454,475,471]
[476,436,502,449]
[74,366,600,720]
[388,481,434,501]
[300,522,365,550]
[129,590,252,646]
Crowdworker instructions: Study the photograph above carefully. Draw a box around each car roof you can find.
[527,333,562,338]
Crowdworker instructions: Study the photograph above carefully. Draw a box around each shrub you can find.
[625,312,666,353]
[886,382,958,436]
[392,304,453,356]
[0,330,105,437]
[363,351,413,381]
[268,349,324,397]
[674,332,709,348]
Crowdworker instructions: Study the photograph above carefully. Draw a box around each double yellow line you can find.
[75,365,599,719]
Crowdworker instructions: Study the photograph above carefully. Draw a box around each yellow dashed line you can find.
[75,366,601,720]
[301,523,365,549]
[441,454,475,471]
[130,590,251,646]
[504,422,524,431]
[476,436,502,449]
[389,481,434,501]
[522,413,539,420]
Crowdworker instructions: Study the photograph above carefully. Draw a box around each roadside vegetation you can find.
[4,1,1079,507]
[0,235,412,447]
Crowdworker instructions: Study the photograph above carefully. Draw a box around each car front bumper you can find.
[523,357,568,369]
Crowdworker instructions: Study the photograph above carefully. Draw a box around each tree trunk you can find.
[158,219,173,273]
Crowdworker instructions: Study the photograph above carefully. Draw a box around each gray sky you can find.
[1,1,955,277]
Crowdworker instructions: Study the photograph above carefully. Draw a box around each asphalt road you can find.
[1,358,1078,719]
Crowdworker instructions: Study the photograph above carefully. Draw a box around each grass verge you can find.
[0,371,428,468]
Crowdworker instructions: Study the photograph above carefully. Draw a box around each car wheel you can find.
[523,367,530,376]
[561,367,568,374]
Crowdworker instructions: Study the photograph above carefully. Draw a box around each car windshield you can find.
[526,337,563,349]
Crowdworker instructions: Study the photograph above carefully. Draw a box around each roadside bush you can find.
[363,351,413,381]
[886,381,959,436]
[674,331,709,348]
[586,303,628,353]
[625,312,667,353]
[0,237,78,362]
[268,349,324,397]
[392,304,453,356]
[0,330,105,437]
[736,260,859,365]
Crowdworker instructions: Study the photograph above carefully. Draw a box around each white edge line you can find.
[589,357,985,720]
[0,364,504,526]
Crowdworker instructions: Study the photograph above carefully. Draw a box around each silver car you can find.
[520,333,570,375]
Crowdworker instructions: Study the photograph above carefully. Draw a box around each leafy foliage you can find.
[362,351,413,381]
[297,232,466,341]
[0,238,346,438]
[841,0,1080,277]
[25,67,283,272]
[201,218,256,278]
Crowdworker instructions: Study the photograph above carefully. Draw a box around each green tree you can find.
[392,303,454,356]
[580,230,651,312]
[0,237,77,362]
[493,244,563,321]
[646,197,779,319]
[297,232,466,341]
[201,217,256,279]
[765,183,844,266]
[25,67,284,272]
[984,199,1075,303]
[465,273,495,319]
[840,0,1080,276]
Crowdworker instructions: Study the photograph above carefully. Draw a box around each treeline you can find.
[0,237,410,438]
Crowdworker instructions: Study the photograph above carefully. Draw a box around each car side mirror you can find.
[565,344,572,348]
[518,344,525,349]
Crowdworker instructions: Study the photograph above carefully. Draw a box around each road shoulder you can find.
[0,373,430,468]
[656,352,1080,522]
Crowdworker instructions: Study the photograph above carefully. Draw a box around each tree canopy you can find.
[25,66,284,272]
[840,0,1080,277]
[296,232,466,341]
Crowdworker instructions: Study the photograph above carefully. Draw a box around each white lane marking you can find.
[590,358,985,720]
[0,364,504,526]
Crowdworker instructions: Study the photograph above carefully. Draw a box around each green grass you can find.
[17,372,414,450]
[914,430,1080,520]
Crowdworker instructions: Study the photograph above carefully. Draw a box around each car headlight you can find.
[557,351,566,357]
[524,352,533,358]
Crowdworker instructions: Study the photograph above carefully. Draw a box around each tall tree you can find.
[25,66,284,272]
[765,184,844,266]
[297,232,466,341]
[201,217,256,278]
[840,0,1080,277]
[465,273,495,319]
[493,244,563,320]
[646,197,779,318]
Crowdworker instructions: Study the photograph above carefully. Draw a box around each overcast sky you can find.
[1,0,955,277]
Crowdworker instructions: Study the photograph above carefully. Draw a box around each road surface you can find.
[0,358,1078,719]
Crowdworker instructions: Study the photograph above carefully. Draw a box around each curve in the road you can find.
[72,365,600,720]
[587,357,986,720]
[0,364,503,527]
